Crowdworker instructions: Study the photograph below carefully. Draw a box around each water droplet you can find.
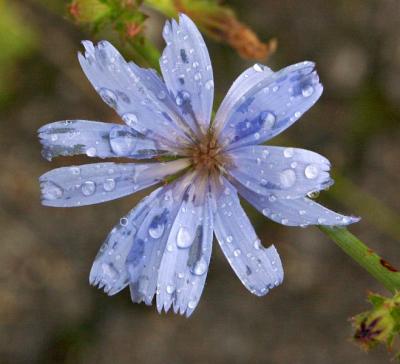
[294,111,301,118]
[299,210,306,215]
[253,239,261,250]
[177,272,185,279]
[109,126,137,156]
[194,72,202,81]
[120,217,128,226]
[272,85,279,92]
[166,284,175,294]
[302,85,314,97]
[304,164,319,179]
[99,88,118,108]
[70,166,80,175]
[86,147,96,157]
[283,148,294,158]
[41,181,63,200]
[176,227,193,248]
[50,134,58,142]
[205,79,214,90]
[262,149,270,158]
[188,300,197,309]
[281,218,289,225]
[261,112,276,129]
[268,194,277,202]
[192,61,199,68]
[191,257,208,276]
[224,188,231,195]
[317,217,326,224]
[279,169,296,188]
[149,220,165,239]
[81,181,96,196]
[233,249,241,257]
[103,178,116,192]
[262,208,269,216]
[254,132,260,140]
[253,63,264,72]
[226,235,233,243]
[122,113,146,133]
[157,90,166,100]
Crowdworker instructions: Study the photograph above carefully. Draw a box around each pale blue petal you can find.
[234,181,360,227]
[39,120,167,160]
[78,40,193,148]
[127,175,194,306]
[160,14,214,136]
[89,187,163,295]
[227,146,332,199]
[214,62,323,149]
[212,178,284,296]
[156,179,213,316]
[39,159,189,207]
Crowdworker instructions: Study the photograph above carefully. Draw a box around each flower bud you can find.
[69,0,110,24]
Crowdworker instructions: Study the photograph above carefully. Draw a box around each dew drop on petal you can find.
[205,80,214,90]
[304,164,319,179]
[283,148,294,158]
[233,249,241,257]
[268,194,277,202]
[261,111,276,129]
[302,85,314,97]
[103,178,116,192]
[176,227,193,248]
[109,126,137,156]
[226,235,233,243]
[86,147,97,157]
[99,88,118,108]
[81,181,96,196]
[188,300,197,309]
[120,217,128,226]
[191,257,208,276]
[317,217,326,224]
[253,239,261,250]
[149,220,165,239]
[166,284,175,294]
[280,169,296,188]
[253,63,264,72]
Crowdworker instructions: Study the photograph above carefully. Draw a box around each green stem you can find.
[319,226,400,293]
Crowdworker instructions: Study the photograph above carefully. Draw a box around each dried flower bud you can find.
[69,0,110,24]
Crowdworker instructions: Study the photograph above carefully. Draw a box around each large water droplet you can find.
[191,257,208,276]
[103,178,116,192]
[109,126,137,156]
[279,169,296,188]
[261,112,276,129]
[302,85,314,97]
[81,181,96,196]
[283,148,294,158]
[205,80,214,90]
[86,147,97,157]
[99,88,118,108]
[176,227,193,248]
[253,63,264,72]
[304,164,319,179]
[41,181,63,200]
[149,220,165,239]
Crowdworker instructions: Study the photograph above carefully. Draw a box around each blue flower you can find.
[38,14,359,316]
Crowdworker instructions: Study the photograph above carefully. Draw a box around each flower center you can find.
[188,131,229,174]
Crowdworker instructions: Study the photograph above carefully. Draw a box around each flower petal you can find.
[234,181,360,227]
[160,14,214,136]
[212,178,283,296]
[39,159,189,207]
[89,187,163,295]
[39,120,167,161]
[78,40,193,148]
[156,177,213,316]
[227,145,333,199]
[214,62,323,149]
[127,174,194,307]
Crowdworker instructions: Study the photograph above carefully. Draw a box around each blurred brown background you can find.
[1,0,400,363]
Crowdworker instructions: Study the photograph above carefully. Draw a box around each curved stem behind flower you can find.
[319,226,400,293]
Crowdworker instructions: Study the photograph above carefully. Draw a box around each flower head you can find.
[38,14,359,316]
